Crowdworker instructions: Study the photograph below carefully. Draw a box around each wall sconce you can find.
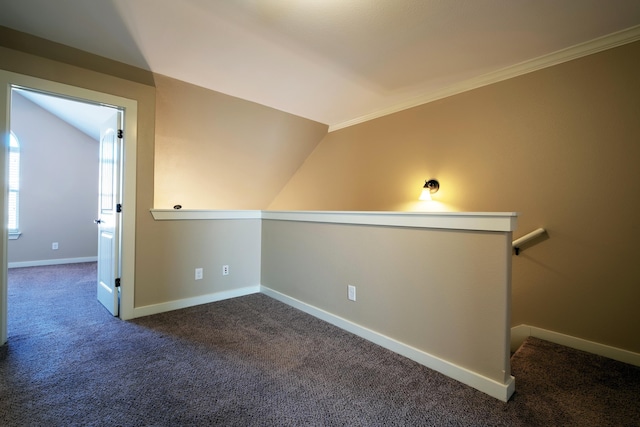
[419,179,440,201]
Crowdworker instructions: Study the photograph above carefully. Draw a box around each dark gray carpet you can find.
[1,263,639,426]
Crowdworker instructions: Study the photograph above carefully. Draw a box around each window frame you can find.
[8,131,20,239]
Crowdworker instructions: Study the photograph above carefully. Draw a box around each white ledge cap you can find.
[150,210,518,232]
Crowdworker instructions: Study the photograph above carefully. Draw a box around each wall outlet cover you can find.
[348,285,356,301]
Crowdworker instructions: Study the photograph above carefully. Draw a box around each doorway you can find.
[9,87,121,315]
[1,70,138,344]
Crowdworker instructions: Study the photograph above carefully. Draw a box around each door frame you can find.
[0,70,138,344]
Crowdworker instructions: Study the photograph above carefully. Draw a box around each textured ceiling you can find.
[1,0,640,129]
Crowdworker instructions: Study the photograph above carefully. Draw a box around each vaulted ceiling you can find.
[1,0,639,130]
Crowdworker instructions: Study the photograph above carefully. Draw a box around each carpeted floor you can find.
[1,263,639,426]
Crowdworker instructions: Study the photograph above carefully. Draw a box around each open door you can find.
[96,111,123,316]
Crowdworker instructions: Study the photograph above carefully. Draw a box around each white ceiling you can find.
[2,0,640,130]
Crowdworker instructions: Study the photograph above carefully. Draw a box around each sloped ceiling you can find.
[14,89,116,141]
[1,0,640,130]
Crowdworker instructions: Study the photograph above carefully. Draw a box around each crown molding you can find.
[329,25,640,132]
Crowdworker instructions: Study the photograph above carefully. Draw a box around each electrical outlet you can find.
[348,285,356,301]
[195,268,203,280]
[52,242,59,250]
[222,265,229,276]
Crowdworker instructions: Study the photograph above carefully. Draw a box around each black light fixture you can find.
[419,179,440,201]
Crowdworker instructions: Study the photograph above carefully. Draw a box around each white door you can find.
[96,111,123,316]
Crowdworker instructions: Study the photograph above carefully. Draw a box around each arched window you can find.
[8,132,20,237]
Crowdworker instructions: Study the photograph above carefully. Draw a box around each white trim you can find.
[261,285,515,402]
[0,75,7,345]
[511,324,640,367]
[264,210,517,232]
[8,257,98,269]
[150,209,262,221]
[8,232,21,240]
[329,25,640,132]
[150,209,518,232]
[132,285,260,318]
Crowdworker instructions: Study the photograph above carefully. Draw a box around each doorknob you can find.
[94,219,103,224]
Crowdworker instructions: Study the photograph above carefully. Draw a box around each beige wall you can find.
[136,219,261,307]
[8,93,99,264]
[270,41,640,353]
[154,74,327,209]
[261,220,512,386]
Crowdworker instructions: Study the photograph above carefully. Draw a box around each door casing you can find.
[0,70,138,344]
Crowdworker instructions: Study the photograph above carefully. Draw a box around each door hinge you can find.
[116,203,122,213]
[115,278,121,288]
[117,129,123,139]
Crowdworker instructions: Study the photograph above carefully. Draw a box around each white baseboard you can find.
[261,285,514,402]
[133,285,260,318]
[511,324,640,367]
[8,257,98,268]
